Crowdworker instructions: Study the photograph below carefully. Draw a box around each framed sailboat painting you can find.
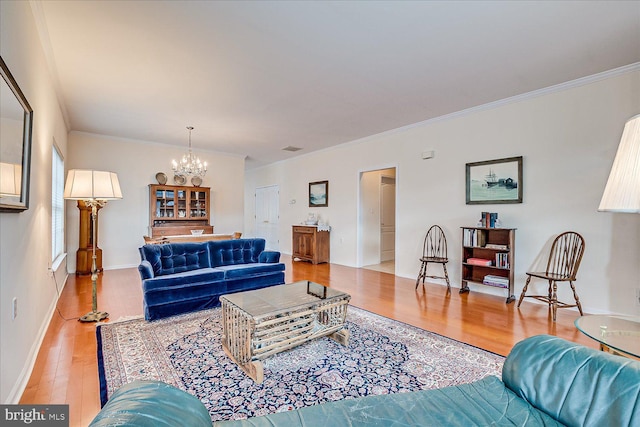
[466,156,523,205]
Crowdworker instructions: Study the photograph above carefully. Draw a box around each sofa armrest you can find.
[259,251,281,263]
[503,334,640,427]
[89,380,211,427]
[138,260,155,280]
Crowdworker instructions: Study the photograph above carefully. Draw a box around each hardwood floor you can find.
[20,255,593,426]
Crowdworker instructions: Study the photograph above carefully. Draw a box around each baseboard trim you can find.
[5,272,68,404]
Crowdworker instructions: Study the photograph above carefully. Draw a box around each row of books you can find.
[480,212,499,228]
[463,229,486,247]
[495,252,509,268]
[483,275,509,289]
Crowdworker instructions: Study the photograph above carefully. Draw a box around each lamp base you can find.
[79,310,109,323]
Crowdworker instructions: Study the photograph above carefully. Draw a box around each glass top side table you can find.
[575,315,640,359]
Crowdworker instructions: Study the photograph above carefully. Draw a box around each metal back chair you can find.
[415,225,451,293]
[517,231,585,321]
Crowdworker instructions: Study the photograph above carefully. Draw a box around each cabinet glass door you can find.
[155,189,175,218]
[189,190,207,218]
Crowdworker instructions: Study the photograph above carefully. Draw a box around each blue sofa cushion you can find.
[89,380,211,427]
[214,263,286,279]
[213,375,562,427]
[142,268,224,292]
[140,243,210,276]
[208,239,265,267]
[503,334,640,427]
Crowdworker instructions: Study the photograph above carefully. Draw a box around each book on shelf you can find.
[483,274,509,288]
[485,243,509,250]
[466,257,492,266]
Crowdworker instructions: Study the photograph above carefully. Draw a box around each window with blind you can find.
[52,145,65,265]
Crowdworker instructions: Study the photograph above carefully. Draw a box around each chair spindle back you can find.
[423,225,447,259]
[545,232,585,280]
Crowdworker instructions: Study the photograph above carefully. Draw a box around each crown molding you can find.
[349,62,640,147]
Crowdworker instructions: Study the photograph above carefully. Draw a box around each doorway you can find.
[358,167,396,273]
[255,185,279,250]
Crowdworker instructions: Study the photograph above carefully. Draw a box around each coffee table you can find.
[575,315,640,360]
[220,280,351,383]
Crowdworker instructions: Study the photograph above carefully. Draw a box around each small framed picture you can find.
[309,180,328,207]
[466,156,523,204]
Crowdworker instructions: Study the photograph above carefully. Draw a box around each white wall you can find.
[66,132,245,271]
[0,1,69,403]
[245,69,640,316]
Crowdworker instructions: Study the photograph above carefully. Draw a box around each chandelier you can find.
[172,126,207,178]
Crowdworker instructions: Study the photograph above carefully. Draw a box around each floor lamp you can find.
[599,114,640,213]
[64,169,122,322]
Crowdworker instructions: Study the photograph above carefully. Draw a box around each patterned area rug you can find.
[97,306,504,422]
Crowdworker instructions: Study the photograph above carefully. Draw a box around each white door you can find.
[255,185,279,250]
[380,176,396,262]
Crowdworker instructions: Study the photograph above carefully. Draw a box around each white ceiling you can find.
[36,1,640,169]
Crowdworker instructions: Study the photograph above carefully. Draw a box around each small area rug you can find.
[97,306,504,422]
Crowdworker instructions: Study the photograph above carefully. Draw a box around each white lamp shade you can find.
[0,162,22,196]
[64,170,123,200]
[599,114,640,213]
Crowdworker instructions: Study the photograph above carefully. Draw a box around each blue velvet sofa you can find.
[138,238,284,321]
[89,335,640,426]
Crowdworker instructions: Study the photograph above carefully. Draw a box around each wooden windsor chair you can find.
[415,225,451,294]
[517,231,585,321]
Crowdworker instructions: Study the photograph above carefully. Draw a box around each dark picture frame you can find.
[466,156,523,205]
[0,56,33,212]
[309,180,328,207]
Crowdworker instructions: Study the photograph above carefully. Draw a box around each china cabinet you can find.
[149,184,213,237]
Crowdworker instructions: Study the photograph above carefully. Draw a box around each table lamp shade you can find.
[598,114,640,213]
[64,170,122,200]
[0,162,21,196]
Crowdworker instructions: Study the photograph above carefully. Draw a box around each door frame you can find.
[356,164,398,270]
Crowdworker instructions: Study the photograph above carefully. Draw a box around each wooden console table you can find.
[292,225,330,264]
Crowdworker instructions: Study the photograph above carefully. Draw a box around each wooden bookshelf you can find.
[460,226,516,304]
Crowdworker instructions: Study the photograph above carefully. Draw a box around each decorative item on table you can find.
[155,172,167,185]
[173,174,186,185]
[190,229,204,235]
[191,176,202,187]
[306,281,328,299]
[172,126,207,178]
[305,212,318,225]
